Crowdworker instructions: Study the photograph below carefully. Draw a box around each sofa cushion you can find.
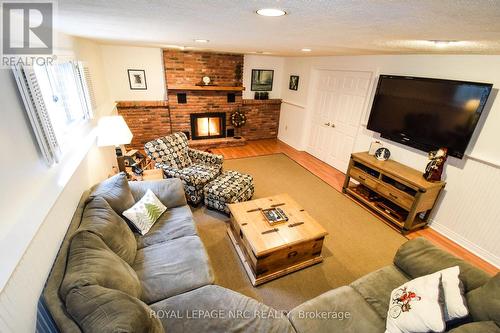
[350,265,409,319]
[66,285,163,333]
[288,286,386,333]
[129,178,187,209]
[80,196,137,264]
[133,236,214,304]
[385,271,445,333]
[447,321,500,333]
[178,163,221,185]
[135,205,198,249]
[88,172,135,215]
[60,231,141,301]
[123,189,167,235]
[394,238,490,292]
[150,285,295,333]
[466,273,500,326]
[440,266,469,322]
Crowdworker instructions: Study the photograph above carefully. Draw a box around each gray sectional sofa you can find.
[41,173,500,333]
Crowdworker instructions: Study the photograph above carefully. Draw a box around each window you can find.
[13,61,94,165]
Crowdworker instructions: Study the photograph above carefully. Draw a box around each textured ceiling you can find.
[57,0,500,55]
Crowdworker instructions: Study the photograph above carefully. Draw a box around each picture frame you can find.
[251,69,274,91]
[289,75,299,91]
[127,69,147,90]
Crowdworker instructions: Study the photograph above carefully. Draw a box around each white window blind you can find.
[77,63,97,116]
[13,65,61,165]
[12,61,95,166]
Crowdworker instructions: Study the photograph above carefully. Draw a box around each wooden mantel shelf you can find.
[168,85,245,91]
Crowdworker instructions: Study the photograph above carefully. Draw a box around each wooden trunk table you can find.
[227,193,328,286]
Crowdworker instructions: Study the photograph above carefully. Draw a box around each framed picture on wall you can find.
[289,75,299,91]
[251,69,274,91]
[127,69,147,90]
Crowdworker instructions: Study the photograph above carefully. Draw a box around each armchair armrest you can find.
[188,148,224,165]
[128,178,187,208]
[155,163,195,184]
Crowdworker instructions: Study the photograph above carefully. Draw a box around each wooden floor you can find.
[212,139,498,275]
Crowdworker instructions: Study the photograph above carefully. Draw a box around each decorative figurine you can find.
[423,148,448,182]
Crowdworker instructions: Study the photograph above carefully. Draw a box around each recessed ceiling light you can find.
[256,8,286,17]
[301,48,312,52]
[428,40,459,47]
[194,39,209,43]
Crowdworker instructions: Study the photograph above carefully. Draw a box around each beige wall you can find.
[100,45,166,101]
[100,50,284,101]
[278,54,500,267]
[0,34,116,332]
[243,54,284,99]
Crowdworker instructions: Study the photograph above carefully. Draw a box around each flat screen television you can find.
[367,75,493,158]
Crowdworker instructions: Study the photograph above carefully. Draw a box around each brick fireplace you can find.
[117,49,282,150]
[164,50,243,139]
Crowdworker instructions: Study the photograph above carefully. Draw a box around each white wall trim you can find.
[465,154,500,169]
[430,220,500,268]
[282,100,306,109]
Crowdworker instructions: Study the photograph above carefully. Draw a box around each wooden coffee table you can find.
[227,193,328,286]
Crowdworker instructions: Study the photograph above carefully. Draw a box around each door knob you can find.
[331,123,335,128]
[324,122,331,126]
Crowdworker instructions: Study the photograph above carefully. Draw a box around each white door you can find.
[307,70,372,172]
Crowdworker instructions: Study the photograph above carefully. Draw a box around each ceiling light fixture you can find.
[194,39,209,43]
[428,40,459,48]
[256,8,286,17]
[301,48,312,52]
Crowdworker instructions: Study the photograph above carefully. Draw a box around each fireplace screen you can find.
[190,112,226,140]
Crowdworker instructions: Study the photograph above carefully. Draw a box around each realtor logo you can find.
[2,2,53,54]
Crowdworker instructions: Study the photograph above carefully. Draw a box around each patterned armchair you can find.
[144,132,223,204]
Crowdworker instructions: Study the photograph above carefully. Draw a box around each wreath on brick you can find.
[230,109,247,128]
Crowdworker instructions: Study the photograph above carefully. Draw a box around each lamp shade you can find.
[97,116,133,147]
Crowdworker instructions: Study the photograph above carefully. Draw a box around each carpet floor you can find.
[192,153,407,311]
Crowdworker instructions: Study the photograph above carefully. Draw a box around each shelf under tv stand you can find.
[342,152,446,234]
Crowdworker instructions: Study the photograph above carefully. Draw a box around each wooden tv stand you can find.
[343,152,445,234]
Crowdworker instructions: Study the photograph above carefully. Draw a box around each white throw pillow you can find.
[440,266,468,321]
[385,272,445,333]
[123,189,167,235]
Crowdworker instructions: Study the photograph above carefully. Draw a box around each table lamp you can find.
[97,115,133,172]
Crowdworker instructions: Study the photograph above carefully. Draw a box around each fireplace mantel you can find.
[168,85,245,91]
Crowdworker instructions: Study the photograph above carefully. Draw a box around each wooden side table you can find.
[343,152,445,234]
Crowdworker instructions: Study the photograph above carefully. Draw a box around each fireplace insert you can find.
[190,112,226,140]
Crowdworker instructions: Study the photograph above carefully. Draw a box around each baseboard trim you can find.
[430,221,500,268]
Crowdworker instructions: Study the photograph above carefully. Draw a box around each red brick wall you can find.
[241,99,282,140]
[115,50,282,148]
[168,91,242,134]
[163,50,243,86]
[116,101,171,150]
[163,49,246,136]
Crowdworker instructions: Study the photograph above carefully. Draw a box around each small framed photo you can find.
[251,69,274,91]
[127,69,147,90]
[289,75,299,91]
